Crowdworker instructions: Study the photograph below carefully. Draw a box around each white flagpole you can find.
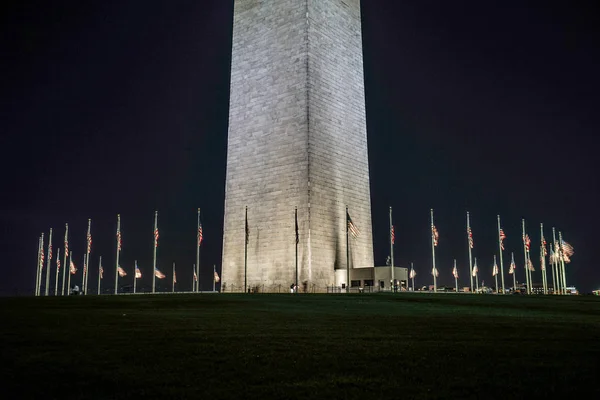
[98,256,102,295]
[172,262,176,293]
[411,262,415,292]
[196,208,201,293]
[35,235,42,296]
[84,219,91,295]
[559,231,567,294]
[389,206,394,287]
[192,264,196,292]
[467,212,473,293]
[61,223,68,296]
[115,214,121,295]
[493,254,498,293]
[540,223,547,295]
[454,259,458,293]
[45,228,53,296]
[430,209,437,293]
[497,215,505,294]
[213,264,216,292]
[552,227,560,294]
[67,251,72,295]
[511,252,516,291]
[54,248,61,296]
[474,257,479,292]
[134,260,138,294]
[152,211,158,294]
[522,219,530,295]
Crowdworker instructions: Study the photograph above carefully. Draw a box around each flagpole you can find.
[54,248,61,296]
[389,206,394,288]
[552,227,559,294]
[35,235,42,296]
[134,260,138,294]
[115,214,121,295]
[196,208,201,293]
[84,219,91,295]
[38,233,45,296]
[67,251,72,295]
[474,257,479,292]
[244,206,248,293]
[172,262,175,293]
[559,231,567,294]
[295,207,298,294]
[411,262,415,292]
[45,228,53,296]
[522,219,530,295]
[97,256,102,295]
[62,224,68,296]
[510,252,516,291]
[346,206,350,293]
[454,259,458,293]
[152,211,158,294]
[540,223,547,295]
[493,254,498,293]
[192,264,196,292]
[430,209,437,293]
[497,216,505,294]
[467,212,473,293]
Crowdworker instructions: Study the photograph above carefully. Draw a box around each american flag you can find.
[541,237,547,256]
[409,268,416,279]
[135,266,142,279]
[499,229,506,250]
[87,232,92,254]
[540,256,546,271]
[64,239,69,261]
[391,225,395,245]
[523,234,531,252]
[432,226,439,247]
[509,260,515,274]
[70,260,77,275]
[155,268,166,279]
[193,270,197,282]
[528,259,535,271]
[57,258,61,273]
[49,244,53,261]
[492,263,499,276]
[561,241,574,263]
[117,230,122,252]
[40,248,45,268]
[431,267,439,277]
[214,271,220,283]
[154,228,159,248]
[472,263,478,277]
[468,227,474,249]
[117,266,127,277]
[452,266,459,279]
[198,221,203,247]
[99,266,104,279]
[347,212,360,238]
[173,270,177,284]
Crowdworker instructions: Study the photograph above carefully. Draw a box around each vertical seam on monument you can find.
[305,0,312,282]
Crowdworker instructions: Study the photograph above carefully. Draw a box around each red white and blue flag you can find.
[155,268,166,279]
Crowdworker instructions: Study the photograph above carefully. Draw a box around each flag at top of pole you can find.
[390,225,395,245]
[117,266,127,277]
[154,227,159,248]
[499,229,506,250]
[155,268,166,279]
[135,265,142,278]
[523,233,531,252]
[198,219,203,247]
[468,227,473,249]
[347,212,360,238]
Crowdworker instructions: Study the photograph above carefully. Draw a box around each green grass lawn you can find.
[1,293,599,399]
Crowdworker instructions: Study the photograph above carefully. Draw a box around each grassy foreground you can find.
[1,293,599,399]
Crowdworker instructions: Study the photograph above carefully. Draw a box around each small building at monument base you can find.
[334,266,408,292]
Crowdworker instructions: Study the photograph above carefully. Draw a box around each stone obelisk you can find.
[222,0,373,292]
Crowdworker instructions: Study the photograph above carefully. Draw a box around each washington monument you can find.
[222,0,374,292]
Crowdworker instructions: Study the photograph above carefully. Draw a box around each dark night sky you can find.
[1,0,599,295]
